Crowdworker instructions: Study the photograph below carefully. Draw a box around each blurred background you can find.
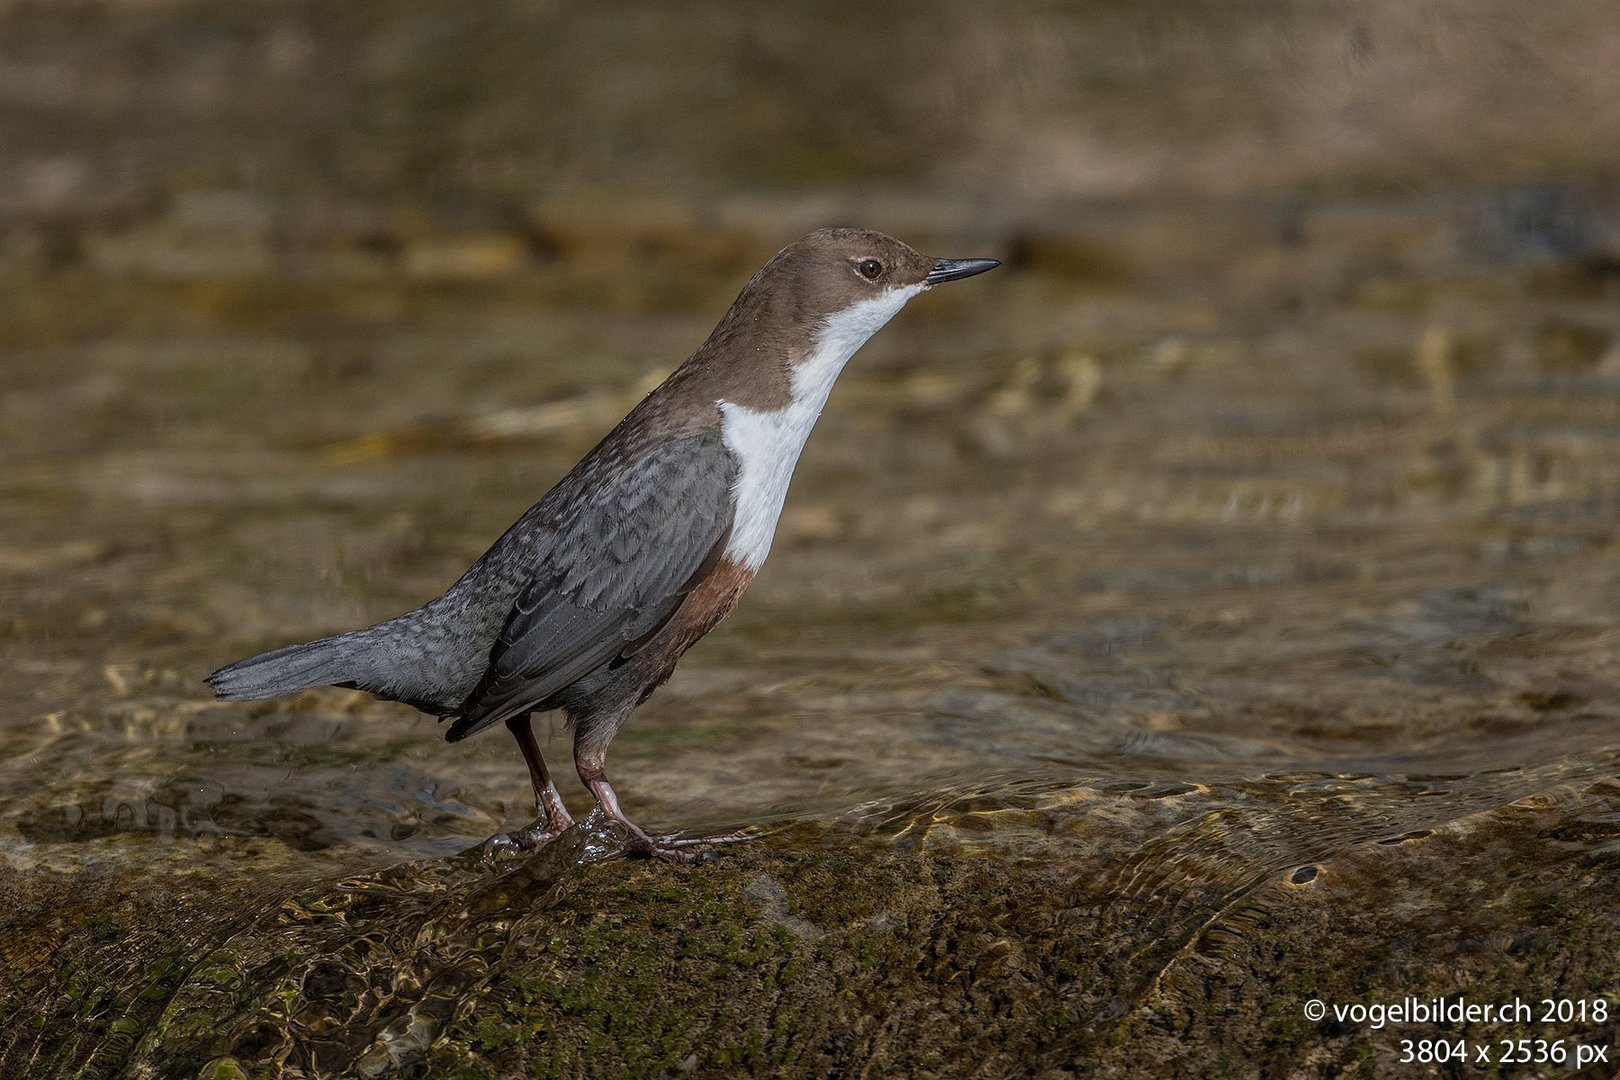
[5,2,1620,1077]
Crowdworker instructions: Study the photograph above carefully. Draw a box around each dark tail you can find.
[206,634,365,701]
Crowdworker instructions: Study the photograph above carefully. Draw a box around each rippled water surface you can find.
[5,189,1620,1076]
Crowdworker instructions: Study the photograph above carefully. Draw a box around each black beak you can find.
[925,257,1001,285]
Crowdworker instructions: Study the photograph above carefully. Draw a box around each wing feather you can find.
[446,431,736,740]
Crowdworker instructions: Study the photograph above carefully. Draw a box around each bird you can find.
[207,227,1000,861]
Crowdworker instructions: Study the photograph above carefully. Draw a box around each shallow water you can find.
[5,190,1620,1075]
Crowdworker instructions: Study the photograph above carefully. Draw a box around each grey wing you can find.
[445,432,736,740]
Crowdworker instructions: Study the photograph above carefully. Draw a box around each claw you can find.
[623,827,759,862]
[574,754,761,863]
[567,804,757,863]
[639,843,706,865]
[648,830,760,849]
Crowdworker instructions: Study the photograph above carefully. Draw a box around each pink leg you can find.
[482,714,574,857]
[574,750,756,863]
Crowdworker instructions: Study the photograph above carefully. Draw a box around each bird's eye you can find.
[857,258,883,280]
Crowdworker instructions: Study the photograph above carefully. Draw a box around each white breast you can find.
[718,283,924,570]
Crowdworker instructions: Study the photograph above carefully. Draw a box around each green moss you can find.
[10,815,1620,1078]
[78,913,124,944]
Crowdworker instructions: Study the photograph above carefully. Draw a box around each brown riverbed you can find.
[3,3,1620,1078]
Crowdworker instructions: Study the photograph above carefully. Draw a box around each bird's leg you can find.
[574,748,756,863]
[573,750,658,849]
[483,713,574,857]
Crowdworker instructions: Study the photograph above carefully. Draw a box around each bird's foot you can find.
[480,819,573,862]
[619,818,762,864]
[647,829,759,850]
[578,806,759,864]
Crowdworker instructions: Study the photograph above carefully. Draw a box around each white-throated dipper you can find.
[208,228,999,860]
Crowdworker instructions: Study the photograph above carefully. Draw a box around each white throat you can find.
[717,283,925,570]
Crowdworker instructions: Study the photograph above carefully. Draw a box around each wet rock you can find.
[5,785,1619,1077]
